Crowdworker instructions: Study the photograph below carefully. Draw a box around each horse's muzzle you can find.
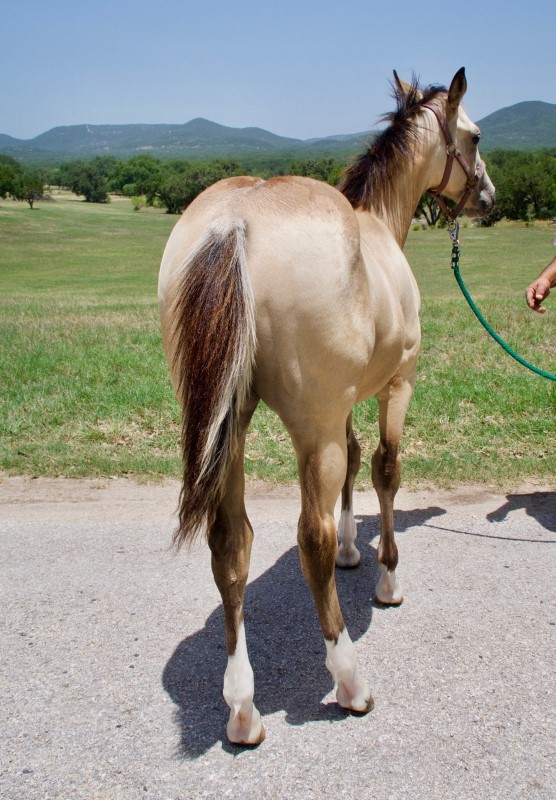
[465,173,495,218]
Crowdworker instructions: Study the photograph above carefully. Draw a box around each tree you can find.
[0,154,22,198]
[415,192,442,227]
[290,158,344,185]
[58,159,110,203]
[10,167,46,209]
[485,150,556,221]
[108,154,162,204]
[156,160,242,213]
[157,171,196,214]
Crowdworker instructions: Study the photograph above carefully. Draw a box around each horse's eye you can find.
[472,134,481,146]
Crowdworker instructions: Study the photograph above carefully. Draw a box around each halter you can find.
[423,103,484,221]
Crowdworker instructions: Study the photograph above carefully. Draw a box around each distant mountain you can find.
[477,101,556,150]
[0,118,372,164]
[0,133,21,149]
[26,118,306,155]
[1,101,554,164]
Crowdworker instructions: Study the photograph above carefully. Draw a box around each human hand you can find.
[525,277,552,313]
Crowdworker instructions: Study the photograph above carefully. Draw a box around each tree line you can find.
[1,149,555,223]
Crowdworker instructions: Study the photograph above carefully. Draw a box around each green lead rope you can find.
[448,224,556,382]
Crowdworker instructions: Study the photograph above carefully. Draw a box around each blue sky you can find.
[2,0,554,141]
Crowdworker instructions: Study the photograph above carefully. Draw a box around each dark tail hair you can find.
[168,218,256,547]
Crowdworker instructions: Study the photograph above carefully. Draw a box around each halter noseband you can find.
[423,103,484,221]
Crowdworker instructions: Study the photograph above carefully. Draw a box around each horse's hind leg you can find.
[372,375,414,605]
[208,399,265,746]
[293,422,373,713]
[336,412,362,568]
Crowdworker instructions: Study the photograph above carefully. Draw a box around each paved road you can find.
[1,477,555,800]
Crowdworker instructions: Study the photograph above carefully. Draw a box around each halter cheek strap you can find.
[422,103,484,221]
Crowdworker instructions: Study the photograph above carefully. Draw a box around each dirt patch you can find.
[1,475,552,526]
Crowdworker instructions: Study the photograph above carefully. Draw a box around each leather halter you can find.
[423,103,484,221]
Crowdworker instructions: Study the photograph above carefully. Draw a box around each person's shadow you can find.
[486,491,556,532]
[162,503,446,757]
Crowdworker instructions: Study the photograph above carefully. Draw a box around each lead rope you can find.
[448,221,556,382]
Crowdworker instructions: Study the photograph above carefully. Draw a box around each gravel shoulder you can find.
[1,477,555,800]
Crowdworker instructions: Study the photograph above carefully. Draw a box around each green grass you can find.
[0,193,555,487]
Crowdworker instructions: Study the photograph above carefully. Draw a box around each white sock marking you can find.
[376,564,403,605]
[325,629,372,712]
[222,621,264,744]
[336,508,360,567]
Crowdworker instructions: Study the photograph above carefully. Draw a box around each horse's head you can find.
[396,68,495,220]
[394,67,495,219]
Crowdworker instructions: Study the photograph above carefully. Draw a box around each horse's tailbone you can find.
[169,218,256,546]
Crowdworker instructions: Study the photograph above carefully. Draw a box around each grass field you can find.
[1,191,555,487]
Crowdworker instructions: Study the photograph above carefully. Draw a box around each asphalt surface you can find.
[1,477,555,800]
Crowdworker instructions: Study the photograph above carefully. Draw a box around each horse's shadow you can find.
[486,491,556,532]
[162,503,446,757]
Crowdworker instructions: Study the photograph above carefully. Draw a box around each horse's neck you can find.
[376,124,442,249]
[375,186,425,249]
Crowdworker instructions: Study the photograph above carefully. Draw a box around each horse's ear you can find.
[447,67,467,111]
[393,70,412,96]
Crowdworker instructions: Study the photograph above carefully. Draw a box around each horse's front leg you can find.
[372,374,415,605]
[294,425,373,713]
[336,412,362,568]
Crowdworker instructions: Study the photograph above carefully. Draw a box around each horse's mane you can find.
[338,77,447,211]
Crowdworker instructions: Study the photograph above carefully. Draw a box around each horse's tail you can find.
[168,217,256,548]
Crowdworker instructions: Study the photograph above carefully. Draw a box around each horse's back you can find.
[159,174,360,290]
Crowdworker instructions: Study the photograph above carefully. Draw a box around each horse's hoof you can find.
[336,544,361,569]
[336,681,374,714]
[226,707,265,747]
[375,566,403,605]
[375,594,403,607]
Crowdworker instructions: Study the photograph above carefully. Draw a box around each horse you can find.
[158,68,495,745]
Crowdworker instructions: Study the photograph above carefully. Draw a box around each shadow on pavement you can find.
[162,503,447,758]
[420,492,556,543]
[486,491,556,532]
[357,505,447,540]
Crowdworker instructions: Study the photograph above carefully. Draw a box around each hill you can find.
[1,101,554,164]
[0,118,372,165]
[25,118,305,155]
[477,101,556,150]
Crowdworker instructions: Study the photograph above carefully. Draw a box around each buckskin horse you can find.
[158,68,495,744]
